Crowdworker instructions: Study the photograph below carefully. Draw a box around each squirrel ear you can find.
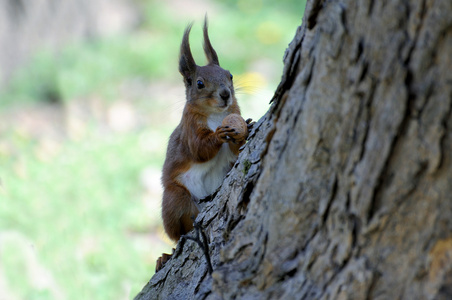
[179,23,197,84]
[203,16,220,66]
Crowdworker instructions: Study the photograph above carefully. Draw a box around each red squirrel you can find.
[158,19,250,268]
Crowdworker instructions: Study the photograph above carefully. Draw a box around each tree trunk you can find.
[135,0,452,299]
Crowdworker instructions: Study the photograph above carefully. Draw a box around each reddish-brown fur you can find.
[161,19,247,242]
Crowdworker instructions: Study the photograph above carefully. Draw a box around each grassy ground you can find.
[0,0,305,299]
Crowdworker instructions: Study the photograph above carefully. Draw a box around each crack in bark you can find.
[318,246,354,299]
[224,214,245,240]
[200,210,218,228]
[321,174,337,225]
[403,0,427,65]
[365,270,381,300]
[354,38,364,63]
[366,91,409,223]
[237,181,254,212]
[350,213,359,250]
[345,191,351,211]
[307,0,325,29]
[368,0,375,16]
[355,79,375,167]
[434,98,452,173]
[339,3,348,34]
[319,213,360,298]
[194,268,210,296]
[358,61,369,83]
[302,226,320,253]
[390,161,428,215]
[366,2,427,222]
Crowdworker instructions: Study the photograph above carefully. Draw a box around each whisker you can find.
[235,85,261,95]
[160,98,186,114]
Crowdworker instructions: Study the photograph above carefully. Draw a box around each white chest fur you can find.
[206,111,228,131]
[178,112,237,200]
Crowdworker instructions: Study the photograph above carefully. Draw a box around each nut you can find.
[222,113,248,141]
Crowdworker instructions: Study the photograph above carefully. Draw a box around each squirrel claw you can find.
[245,118,256,131]
[217,126,235,134]
[223,135,239,144]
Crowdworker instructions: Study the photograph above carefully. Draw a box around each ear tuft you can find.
[203,16,220,66]
[179,22,197,82]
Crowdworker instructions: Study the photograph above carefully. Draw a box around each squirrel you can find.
[156,19,252,271]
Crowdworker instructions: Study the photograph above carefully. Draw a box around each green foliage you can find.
[1,0,304,107]
[0,129,167,299]
[2,34,179,105]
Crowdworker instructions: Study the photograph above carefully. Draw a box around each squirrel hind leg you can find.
[180,210,199,236]
[162,184,199,241]
[155,248,175,272]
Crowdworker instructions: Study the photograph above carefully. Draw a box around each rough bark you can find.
[136,0,452,299]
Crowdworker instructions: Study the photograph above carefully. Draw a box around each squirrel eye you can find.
[230,73,233,80]
[197,80,205,89]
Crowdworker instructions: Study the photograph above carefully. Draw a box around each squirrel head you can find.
[179,18,235,114]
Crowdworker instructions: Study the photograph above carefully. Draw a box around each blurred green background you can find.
[0,0,305,299]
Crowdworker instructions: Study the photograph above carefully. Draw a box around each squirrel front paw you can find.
[216,125,241,143]
[245,118,256,131]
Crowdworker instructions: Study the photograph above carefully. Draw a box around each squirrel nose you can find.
[220,89,230,101]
